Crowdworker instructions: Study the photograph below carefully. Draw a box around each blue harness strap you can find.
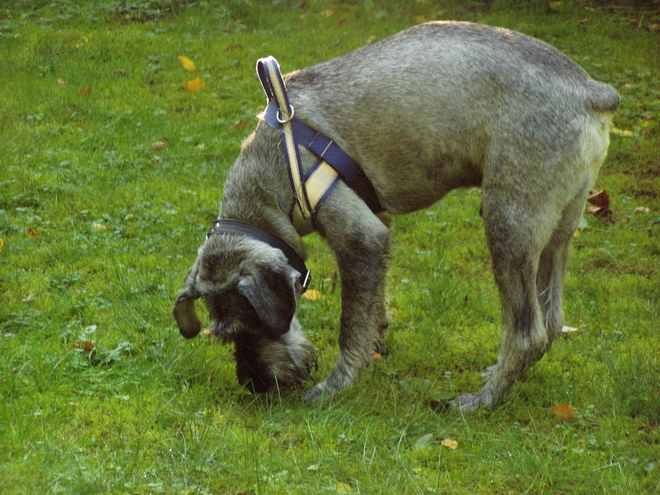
[256,56,383,230]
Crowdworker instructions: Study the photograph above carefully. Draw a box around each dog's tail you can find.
[586,80,620,114]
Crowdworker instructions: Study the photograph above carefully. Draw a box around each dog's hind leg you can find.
[536,188,587,343]
[456,183,557,410]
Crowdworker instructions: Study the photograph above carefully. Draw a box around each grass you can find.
[1,0,659,493]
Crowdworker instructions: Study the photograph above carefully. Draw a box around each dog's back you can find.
[286,21,619,214]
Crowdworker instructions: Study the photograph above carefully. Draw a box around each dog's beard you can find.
[231,321,316,393]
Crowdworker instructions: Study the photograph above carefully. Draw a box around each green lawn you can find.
[1,1,659,493]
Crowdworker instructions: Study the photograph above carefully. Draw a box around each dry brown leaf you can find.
[152,137,168,150]
[552,404,577,419]
[76,84,92,96]
[592,207,613,221]
[320,8,336,17]
[587,190,609,209]
[230,119,247,129]
[27,228,38,238]
[69,341,95,354]
[586,190,612,221]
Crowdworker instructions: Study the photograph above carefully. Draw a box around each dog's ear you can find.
[173,262,202,339]
[237,263,300,337]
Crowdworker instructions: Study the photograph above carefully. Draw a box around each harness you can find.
[205,57,383,294]
[256,56,382,234]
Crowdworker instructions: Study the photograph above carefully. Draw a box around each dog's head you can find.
[173,234,316,392]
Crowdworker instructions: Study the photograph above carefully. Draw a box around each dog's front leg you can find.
[304,190,391,401]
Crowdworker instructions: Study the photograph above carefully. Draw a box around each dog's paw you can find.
[451,391,492,411]
[303,384,328,402]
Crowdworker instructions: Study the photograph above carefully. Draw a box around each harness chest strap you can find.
[256,56,383,234]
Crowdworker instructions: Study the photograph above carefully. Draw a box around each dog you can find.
[173,21,619,409]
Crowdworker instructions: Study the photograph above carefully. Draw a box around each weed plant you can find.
[0,1,659,493]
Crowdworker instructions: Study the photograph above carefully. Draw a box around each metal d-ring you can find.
[276,105,295,124]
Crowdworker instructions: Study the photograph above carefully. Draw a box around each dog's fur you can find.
[173,22,618,409]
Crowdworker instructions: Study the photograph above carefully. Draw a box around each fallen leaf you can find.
[76,84,92,96]
[69,402,79,407]
[177,55,196,71]
[230,119,247,129]
[57,78,66,85]
[373,353,382,360]
[114,68,128,76]
[586,191,612,220]
[552,404,577,419]
[561,326,578,333]
[579,18,590,24]
[202,328,211,336]
[441,438,459,450]
[184,78,205,92]
[226,44,243,51]
[335,482,353,492]
[320,8,336,17]
[589,207,613,221]
[302,289,323,300]
[414,433,434,450]
[366,35,377,43]
[69,341,95,354]
[27,228,38,237]
[0,238,4,249]
[611,127,636,137]
[587,190,609,209]
[634,206,651,214]
[152,137,168,150]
